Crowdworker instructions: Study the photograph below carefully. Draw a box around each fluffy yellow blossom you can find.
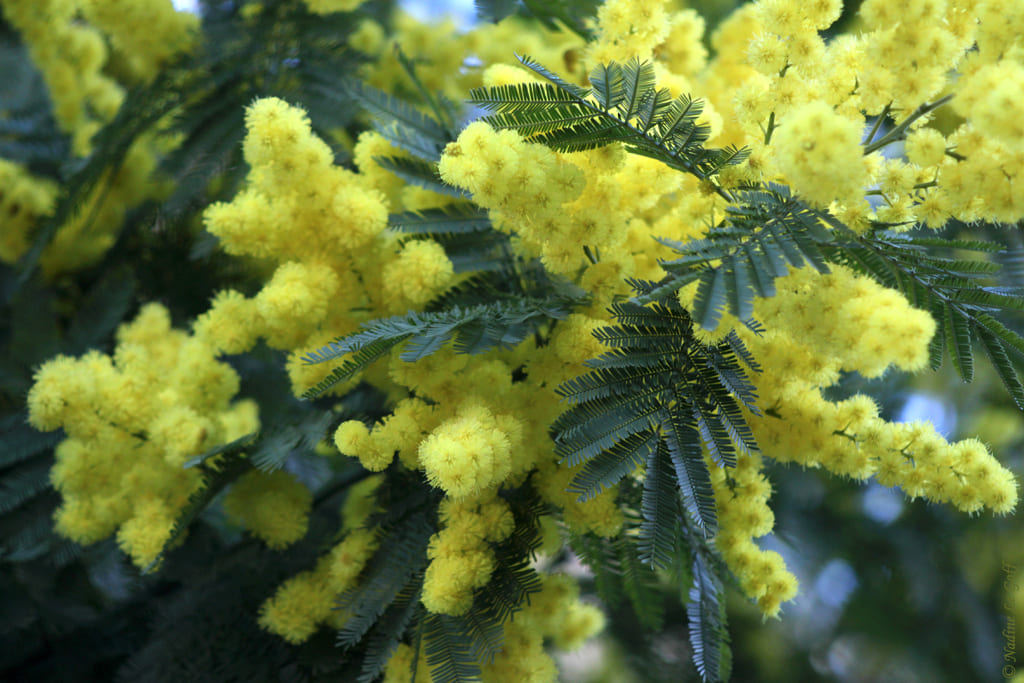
[260,528,378,643]
[772,101,868,208]
[303,0,366,14]
[80,0,198,82]
[258,564,335,644]
[28,303,256,568]
[193,289,261,355]
[954,60,1024,151]
[223,470,313,550]
[588,0,671,64]
[905,127,948,168]
[418,405,512,499]
[115,497,177,569]
[383,239,456,309]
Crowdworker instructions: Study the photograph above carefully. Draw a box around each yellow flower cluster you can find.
[27,303,259,568]
[711,454,797,618]
[223,470,313,550]
[200,97,455,394]
[771,101,869,209]
[258,473,383,644]
[418,406,516,500]
[439,120,686,279]
[421,495,514,615]
[0,159,58,264]
[700,0,1024,229]
[1,1,195,275]
[381,572,604,683]
[682,263,1017,615]
[744,267,1015,503]
[79,0,198,83]
[258,527,378,643]
[1,0,124,154]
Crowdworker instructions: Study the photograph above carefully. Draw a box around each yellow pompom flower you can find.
[418,406,512,499]
[905,127,947,168]
[115,496,177,568]
[327,528,379,590]
[223,470,313,550]
[258,566,335,644]
[383,239,455,308]
[772,101,868,208]
[421,549,495,615]
[954,60,1024,150]
[193,290,260,355]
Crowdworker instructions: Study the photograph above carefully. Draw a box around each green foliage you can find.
[641,183,835,325]
[473,0,602,39]
[553,281,760,541]
[571,527,666,632]
[0,42,69,175]
[300,298,577,398]
[13,0,368,288]
[823,232,1024,409]
[470,56,749,179]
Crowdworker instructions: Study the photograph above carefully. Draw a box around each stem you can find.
[864,103,891,147]
[763,111,776,146]
[863,95,954,156]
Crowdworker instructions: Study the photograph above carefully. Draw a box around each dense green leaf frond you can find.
[469,56,746,181]
[357,578,423,683]
[337,515,434,649]
[376,156,469,199]
[638,442,684,568]
[390,205,492,235]
[301,299,573,398]
[553,284,759,540]
[249,410,336,473]
[421,613,481,683]
[686,554,731,683]
[0,458,51,515]
[640,183,834,326]
[342,78,450,162]
[0,412,61,469]
[823,232,1024,408]
[570,524,666,631]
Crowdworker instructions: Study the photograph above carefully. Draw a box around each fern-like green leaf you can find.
[553,285,759,538]
[375,156,469,199]
[469,56,746,182]
[638,441,683,568]
[342,78,450,162]
[337,515,434,648]
[823,232,1024,408]
[390,206,492,235]
[686,554,731,683]
[571,523,666,630]
[643,183,833,326]
[0,412,61,469]
[357,579,423,683]
[302,299,573,398]
[421,613,481,683]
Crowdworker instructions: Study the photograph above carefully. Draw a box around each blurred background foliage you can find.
[0,1,1021,681]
